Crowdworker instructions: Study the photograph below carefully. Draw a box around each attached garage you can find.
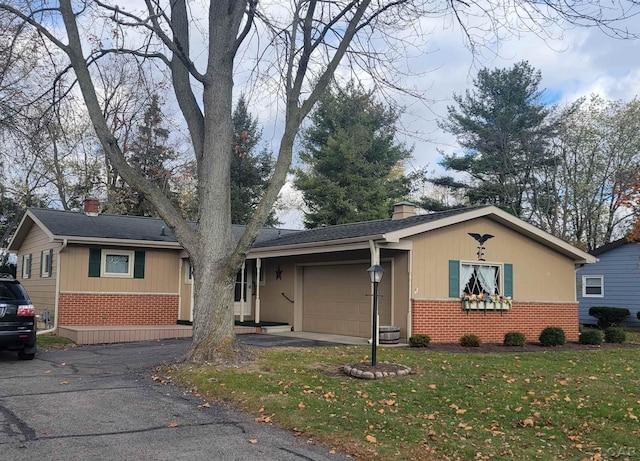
[302,263,391,337]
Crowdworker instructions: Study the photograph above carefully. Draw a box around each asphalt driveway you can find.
[0,336,349,461]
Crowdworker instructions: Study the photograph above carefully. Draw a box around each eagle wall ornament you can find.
[468,233,494,261]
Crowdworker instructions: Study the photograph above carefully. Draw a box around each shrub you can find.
[604,327,626,344]
[588,306,630,328]
[503,332,526,347]
[637,311,640,320]
[409,334,431,347]
[579,329,603,345]
[539,327,566,346]
[460,334,481,347]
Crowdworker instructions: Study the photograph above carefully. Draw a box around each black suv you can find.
[0,275,36,360]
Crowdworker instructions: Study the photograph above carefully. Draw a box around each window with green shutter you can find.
[450,260,514,303]
[88,248,101,277]
[134,251,145,279]
[88,248,145,279]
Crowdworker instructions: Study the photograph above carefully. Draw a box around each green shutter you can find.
[134,251,145,279]
[88,248,101,277]
[448,260,460,298]
[40,251,44,277]
[503,263,513,298]
[27,254,31,278]
[48,249,53,275]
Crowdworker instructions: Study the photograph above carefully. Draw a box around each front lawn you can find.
[169,344,640,460]
[37,334,75,349]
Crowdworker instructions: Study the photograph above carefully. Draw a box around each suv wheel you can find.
[18,349,35,360]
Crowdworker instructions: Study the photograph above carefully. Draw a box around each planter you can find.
[379,325,400,344]
[462,301,512,311]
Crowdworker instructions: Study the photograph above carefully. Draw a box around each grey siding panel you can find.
[577,242,640,326]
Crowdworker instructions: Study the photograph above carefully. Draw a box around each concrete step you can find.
[261,325,292,334]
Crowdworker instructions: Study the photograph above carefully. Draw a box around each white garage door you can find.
[302,263,391,337]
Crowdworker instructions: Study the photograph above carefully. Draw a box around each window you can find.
[450,259,513,298]
[89,248,145,278]
[101,250,134,278]
[41,249,53,278]
[22,254,31,279]
[582,275,603,297]
[460,262,502,297]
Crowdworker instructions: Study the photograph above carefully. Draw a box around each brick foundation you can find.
[59,293,179,326]
[412,299,579,343]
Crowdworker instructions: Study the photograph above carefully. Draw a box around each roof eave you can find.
[249,234,385,258]
[53,236,183,250]
[8,210,56,251]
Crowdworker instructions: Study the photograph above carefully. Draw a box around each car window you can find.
[0,282,30,300]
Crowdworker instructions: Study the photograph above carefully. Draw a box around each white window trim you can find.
[460,260,504,297]
[101,249,134,278]
[41,250,51,278]
[22,254,31,279]
[582,275,604,298]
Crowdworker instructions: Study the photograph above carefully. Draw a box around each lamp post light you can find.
[367,264,385,366]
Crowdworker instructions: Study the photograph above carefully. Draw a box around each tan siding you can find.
[15,224,57,316]
[60,245,180,294]
[256,258,298,325]
[410,217,576,302]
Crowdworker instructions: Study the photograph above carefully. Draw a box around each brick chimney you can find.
[83,197,100,216]
[392,201,417,220]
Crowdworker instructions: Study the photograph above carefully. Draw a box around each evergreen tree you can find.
[231,96,278,226]
[109,94,177,216]
[429,62,556,217]
[294,82,412,228]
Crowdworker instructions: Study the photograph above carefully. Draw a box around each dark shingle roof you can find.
[31,208,180,242]
[255,206,487,248]
[590,237,637,256]
[29,208,298,245]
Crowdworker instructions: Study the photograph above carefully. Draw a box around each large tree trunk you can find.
[186,258,239,362]
[180,0,245,362]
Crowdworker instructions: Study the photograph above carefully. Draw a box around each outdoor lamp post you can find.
[367,264,385,366]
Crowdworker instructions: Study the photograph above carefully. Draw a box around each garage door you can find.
[302,263,391,337]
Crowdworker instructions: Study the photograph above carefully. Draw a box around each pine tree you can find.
[429,62,556,217]
[109,94,177,216]
[294,82,412,228]
[230,96,278,226]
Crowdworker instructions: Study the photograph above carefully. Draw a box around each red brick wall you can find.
[412,300,579,343]
[58,293,179,326]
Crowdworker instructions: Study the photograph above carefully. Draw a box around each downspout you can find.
[38,238,67,336]
[407,249,413,339]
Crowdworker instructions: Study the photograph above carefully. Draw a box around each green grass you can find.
[169,345,640,460]
[625,329,640,344]
[37,334,76,348]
